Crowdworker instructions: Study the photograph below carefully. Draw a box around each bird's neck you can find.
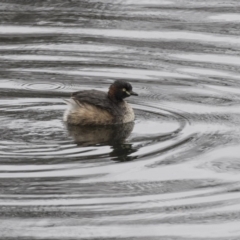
[108,88,123,103]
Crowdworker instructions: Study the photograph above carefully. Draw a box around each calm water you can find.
[1,0,240,239]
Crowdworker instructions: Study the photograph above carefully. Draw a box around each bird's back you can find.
[64,90,115,125]
[72,90,113,111]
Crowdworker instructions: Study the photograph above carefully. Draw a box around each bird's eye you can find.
[122,88,126,91]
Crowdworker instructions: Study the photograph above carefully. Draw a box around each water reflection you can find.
[67,122,136,161]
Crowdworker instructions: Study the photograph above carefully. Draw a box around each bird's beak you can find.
[130,90,138,96]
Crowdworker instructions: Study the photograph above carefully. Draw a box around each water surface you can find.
[1,0,240,239]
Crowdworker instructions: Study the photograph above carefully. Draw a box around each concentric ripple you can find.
[0,85,188,166]
[22,82,66,91]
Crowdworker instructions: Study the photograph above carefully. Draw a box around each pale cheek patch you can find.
[122,88,130,95]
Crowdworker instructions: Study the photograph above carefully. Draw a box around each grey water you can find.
[1,0,240,239]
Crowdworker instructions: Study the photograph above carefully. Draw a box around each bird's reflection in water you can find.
[66,122,137,162]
